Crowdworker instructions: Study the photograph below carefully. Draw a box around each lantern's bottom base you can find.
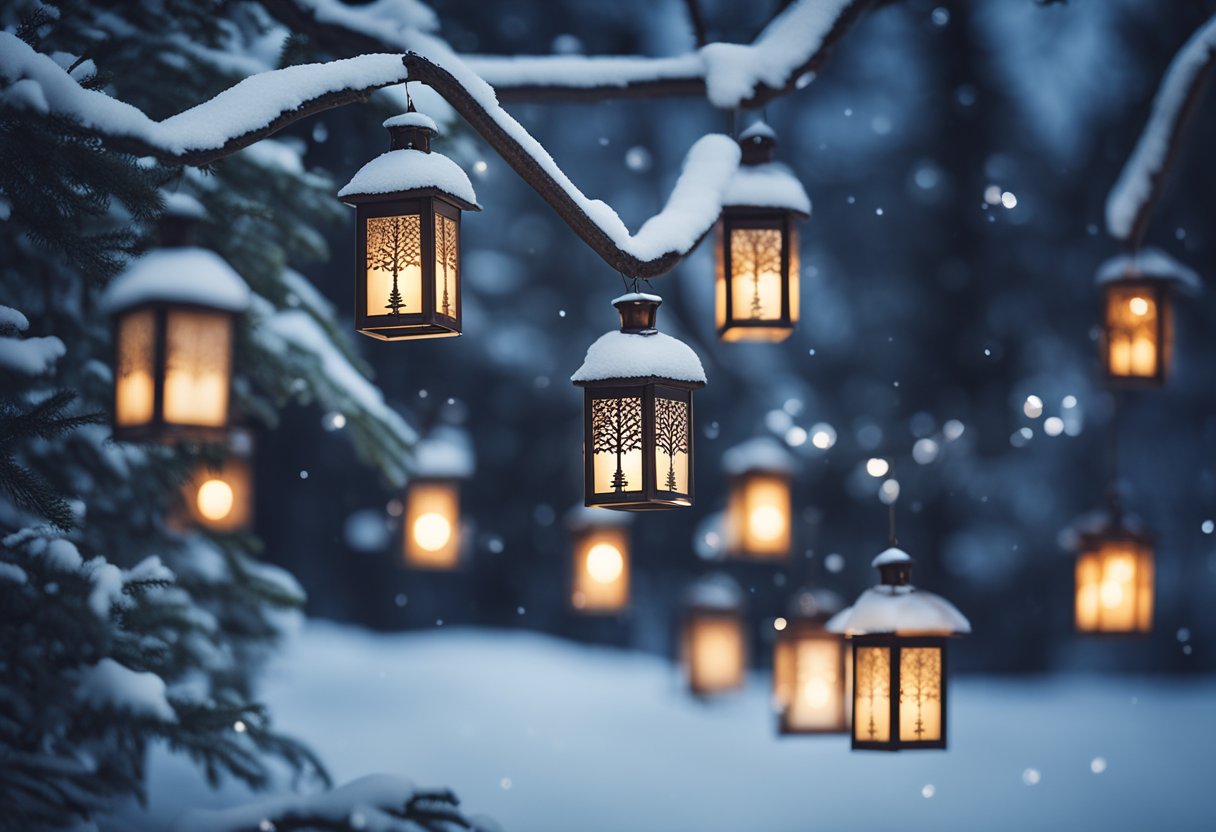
[1075,625,1153,637]
[112,423,231,445]
[851,740,947,751]
[358,325,461,341]
[1101,371,1166,389]
[719,325,794,343]
[778,722,850,736]
[589,498,692,512]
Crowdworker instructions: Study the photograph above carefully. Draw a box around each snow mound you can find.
[571,330,706,385]
[383,111,439,132]
[102,248,251,313]
[722,437,795,475]
[338,148,479,208]
[612,291,662,306]
[0,333,66,375]
[413,426,475,479]
[871,546,912,567]
[722,161,811,214]
[828,585,970,636]
[161,191,207,219]
[1095,247,1201,293]
[684,573,744,611]
[77,658,176,722]
[739,121,776,141]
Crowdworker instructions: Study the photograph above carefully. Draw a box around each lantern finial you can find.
[384,108,439,153]
[157,191,207,248]
[873,546,913,587]
[612,292,661,334]
[738,121,777,165]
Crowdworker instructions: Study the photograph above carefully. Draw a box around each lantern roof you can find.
[1095,247,1201,294]
[739,121,777,143]
[383,111,439,133]
[872,546,912,567]
[722,436,795,475]
[338,149,480,210]
[828,546,970,636]
[102,248,251,314]
[571,294,706,385]
[411,425,475,479]
[721,159,810,216]
[684,572,743,611]
[566,503,633,530]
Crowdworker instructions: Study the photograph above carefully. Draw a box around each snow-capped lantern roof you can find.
[411,425,475,480]
[827,546,970,637]
[338,106,479,211]
[101,248,251,314]
[684,572,744,612]
[566,503,633,530]
[1095,247,1201,294]
[721,123,810,216]
[722,436,795,476]
[571,294,707,385]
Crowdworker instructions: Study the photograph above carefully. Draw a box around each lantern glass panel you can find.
[572,527,630,612]
[783,634,848,732]
[115,309,156,427]
[433,213,459,320]
[729,227,784,323]
[654,396,690,494]
[366,214,423,316]
[163,309,230,427]
[854,645,891,743]
[897,647,943,742]
[1075,537,1153,633]
[685,613,745,694]
[788,225,800,325]
[590,396,645,496]
[1105,284,1161,379]
[404,481,460,569]
[727,472,791,559]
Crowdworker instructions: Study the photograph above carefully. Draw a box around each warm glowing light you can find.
[749,505,786,542]
[865,458,889,478]
[685,614,746,695]
[413,512,452,552]
[726,472,791,559]
[1128,296,1149,316]
[115,309,156,427]
[802,677,832,708]
[163,310,231,427]
[585,543,624,583]
[1075,536,1153,634]
[774,625,850,734]
[1104,284,1165,381]
[774,616,788,632]
[196,478,235,521]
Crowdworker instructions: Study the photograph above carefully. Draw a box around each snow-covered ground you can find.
[129,621,1215,831]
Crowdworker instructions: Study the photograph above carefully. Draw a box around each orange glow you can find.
[726,472,791,559]
[404,480,460,569]
[773,625,849,733]
[684,612,746,695]
[183,457,252,532]
[1104,284,1168,380]
[716,218,797,342]
[571,527,630,613]
[115,309,156,427]
[1076,535,1153,634]
[163,309,232,427]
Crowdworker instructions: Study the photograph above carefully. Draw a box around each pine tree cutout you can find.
[591,397,642,492]
[434,214,458,318]
[899,648,941,739]
[654,398,689,491]
[367,215,421,315]
[731,229,782,319]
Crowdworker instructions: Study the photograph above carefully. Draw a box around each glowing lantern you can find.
[338,106,480,340]
[723,437,794,560]
[681,574,747,696]
[403,426,475,570]
[103,193,250,443]
[715,122,810,342]
[829,547,970,751]
[773,589,850,735]
[572,293,706,510]
[1096,249,1200,387]
[181,429,254,532]
[1075,517,1153,635]
[567,506,631,613]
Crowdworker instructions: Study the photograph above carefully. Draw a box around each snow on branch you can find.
[1106,14,1216,246]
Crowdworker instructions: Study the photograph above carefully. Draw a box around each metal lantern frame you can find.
[1074,525,1155,636]
[849,633,949,751]
[773,616,850,735]
[1100,275,1173,388]
[716,207,801,341]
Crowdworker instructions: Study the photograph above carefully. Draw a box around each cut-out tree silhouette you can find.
[899,648,941,739]
[858,648,890,741]
[367,215,421,315]
[731,228,782,319]
[592,397,642,492]
[435,214,458,318]
[654,398,689,491]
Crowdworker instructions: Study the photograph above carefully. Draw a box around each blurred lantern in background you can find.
[715,122,810,342]
[403,426,475,569]
[1095,248,1200,387]
[181,429,254,533]
[773,588,850,735]
[830,547,970,751]
[723,437,794,560]
[681,573,747,696]
[338,105,479,340]
[103,194,250,443]
[1074,511,1154,635]
[567,505,631,614]
[572,293,706,510]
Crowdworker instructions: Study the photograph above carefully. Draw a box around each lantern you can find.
[338,106,480,340]
[723,437,794,560]
[403,426,475,570]
[1074,517,1154,635]
[1096,248,1200,386]
[567,506,631,613]
[180,429,254,533]
[572,293,706,510]
[829,547,970,751]
[715,122,810,342]
[681,573,747,696]
[103,193,250,443]
[773,589,850,735]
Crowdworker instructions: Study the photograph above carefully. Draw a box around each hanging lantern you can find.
[180,429,254,533]
[1096,248,1200,386]
[103,193,250,443]
[567,505,631,614]
[773,589,850,735]
[829,547,970,751]
[572,293,706,510]
[715,122,811,342]
[1074,514,1154,635]
[681,573,747,696]
[723,437,794,560]
[403,426,475,570]
[338,107,480,340]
